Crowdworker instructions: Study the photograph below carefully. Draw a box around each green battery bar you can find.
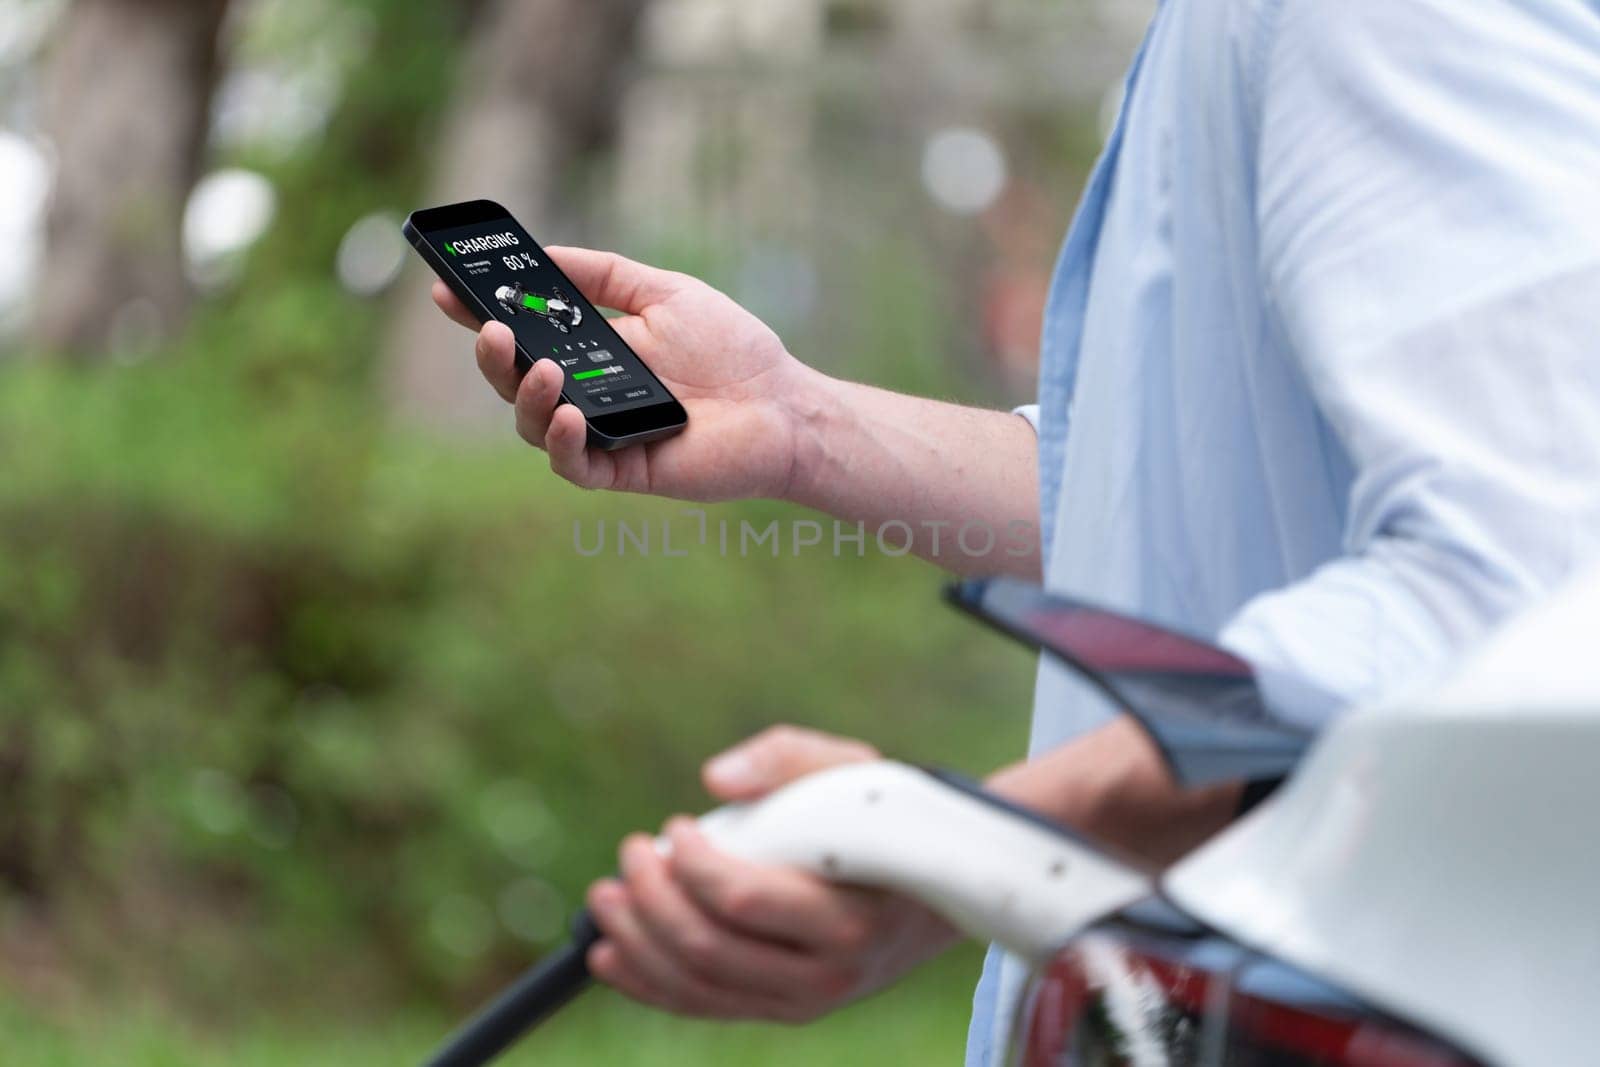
[573,368,609,381]
[521,294,550,313]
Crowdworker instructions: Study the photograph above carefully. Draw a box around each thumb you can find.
[702,726,879,802]
[544,246,682,313]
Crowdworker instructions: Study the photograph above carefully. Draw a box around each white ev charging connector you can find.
[425,761,1150,1067]
[693,761,1149,963]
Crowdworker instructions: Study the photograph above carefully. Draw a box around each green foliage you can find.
[234,0,465,274]
[0,1,1089,1053]
[0,349,1033,1020]
[0,947,988,1064]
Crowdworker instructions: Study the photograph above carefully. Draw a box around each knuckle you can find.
[757,724,802,748]
[596,258,619,299]
[621,834,656,876]
[668,981,721,1019]
[615,838,643,875]
[586,951,615,983]
[515,408,544,442]
[519,406,548,437]
[841,740,879,762]
[718,884,765,925]
[676,928,722,972]
[559,467,595,491]
[646,987,690,1015]
[816,962,863,1000]
[830,916,876,956]
[549,453,581,484]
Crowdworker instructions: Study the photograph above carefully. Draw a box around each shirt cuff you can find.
[1012,403,1041,434]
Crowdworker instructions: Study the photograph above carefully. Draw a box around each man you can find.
[431,1,1600,1060]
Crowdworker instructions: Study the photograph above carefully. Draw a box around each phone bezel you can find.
[403,199,688,449]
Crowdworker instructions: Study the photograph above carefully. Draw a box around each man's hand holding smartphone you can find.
[410,199,1042,572]
[431,246,827,503]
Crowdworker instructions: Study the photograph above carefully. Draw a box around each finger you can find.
[511,359,564,445]
[587,878,698,1006]
[545,404,615,490]
[546,246,684,314]
[589,938,813,1024]
[605,314,653,357]
[702,725,880,801]
[432,280,483,330]
[586,879,801,1021]
[476,321,523,404]
[667,819,881,955]
[619,835,846,1000]
[587,941,681,1013]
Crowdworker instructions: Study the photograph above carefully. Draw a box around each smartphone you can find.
[944,576,1311,788]
[402,199,688,450]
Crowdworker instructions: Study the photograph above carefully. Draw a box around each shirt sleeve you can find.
[1218,0,1600,725]
[1012,403,1042,435]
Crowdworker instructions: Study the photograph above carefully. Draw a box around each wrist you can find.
[772,360,847,506]
[984,719,1242,868]
[981,722,1164,852]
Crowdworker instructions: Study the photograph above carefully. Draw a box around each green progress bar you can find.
[573,368,609,381]
[521,294,550,313]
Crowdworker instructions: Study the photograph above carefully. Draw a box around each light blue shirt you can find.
[968,1,1600,1062]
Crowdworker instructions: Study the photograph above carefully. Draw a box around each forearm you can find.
[984,718,1241,868]
[784,368,1042,577]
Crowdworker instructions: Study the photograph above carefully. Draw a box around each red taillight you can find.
[1019,933,1482,1067]
[1225,986,1474,1067]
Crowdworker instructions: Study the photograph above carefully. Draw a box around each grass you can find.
[0,946,989,1065]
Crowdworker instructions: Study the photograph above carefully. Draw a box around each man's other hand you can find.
[582,726,957,1022]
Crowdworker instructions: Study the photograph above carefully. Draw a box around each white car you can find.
[1009,565,1600,1065]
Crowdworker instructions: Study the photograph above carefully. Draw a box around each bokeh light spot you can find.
[921,126,1008,216]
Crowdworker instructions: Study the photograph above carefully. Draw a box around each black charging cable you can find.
[423,911,602,1067]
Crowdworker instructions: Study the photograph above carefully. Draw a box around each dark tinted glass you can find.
[946,577,1312,787]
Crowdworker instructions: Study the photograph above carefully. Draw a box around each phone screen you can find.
[406,202,685,445]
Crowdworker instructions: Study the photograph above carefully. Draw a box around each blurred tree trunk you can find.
[386,0,650,428]
[32,0,230,360]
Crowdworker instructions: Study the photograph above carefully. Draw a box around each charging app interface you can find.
[427,221,665,416]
